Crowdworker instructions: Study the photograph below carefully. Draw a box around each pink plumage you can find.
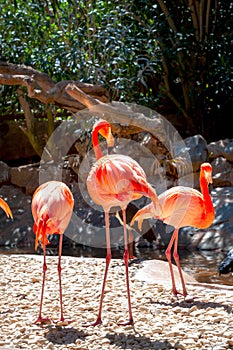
[131,162,215,296]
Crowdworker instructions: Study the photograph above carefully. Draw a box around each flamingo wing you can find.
[159,186,215,229]
[130,186,206,230]
[158,186,206,228]
[32,181,74,249]
[87,154,159,211]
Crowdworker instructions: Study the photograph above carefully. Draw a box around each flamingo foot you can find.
[34,316,53,325]
[82,317,102,327]
[172,288,187,298]
[118,318,134,326]
[129,255,137,260]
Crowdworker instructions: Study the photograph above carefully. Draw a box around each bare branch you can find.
[0,61,110,111]
[16,87,35,130]
[65,83,102,108]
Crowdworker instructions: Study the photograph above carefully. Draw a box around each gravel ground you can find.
[0,254,233,350]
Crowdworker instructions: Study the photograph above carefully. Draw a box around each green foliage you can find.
[0,0,232,140]
[0,1,160,106]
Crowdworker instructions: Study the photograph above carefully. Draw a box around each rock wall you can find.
[0,132,233,252]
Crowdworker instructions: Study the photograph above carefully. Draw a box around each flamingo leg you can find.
[84,210,111,327]
[55,234,73,324]
[57,234,64,321]
[119,209,134,325]
[128,228,136,259]
[173,229,188,297]
[165,230,180,296]
[34,245,50,324]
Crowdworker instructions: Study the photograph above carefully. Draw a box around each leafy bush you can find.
[0,0,232,140]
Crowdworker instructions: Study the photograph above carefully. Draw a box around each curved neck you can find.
[200,170,214,224]
[92,125,103,160]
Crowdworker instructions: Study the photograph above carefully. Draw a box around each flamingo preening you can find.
[85,119,161,326]
[131,162,215,297]
[31,181,74,324]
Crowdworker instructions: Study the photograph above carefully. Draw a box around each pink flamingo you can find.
[85,119,161,326]
[31,181,74,324]
[131,162,215,297]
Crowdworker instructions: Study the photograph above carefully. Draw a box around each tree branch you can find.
[0,61,110,111]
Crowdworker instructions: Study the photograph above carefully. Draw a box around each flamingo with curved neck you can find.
[131,162,215,297]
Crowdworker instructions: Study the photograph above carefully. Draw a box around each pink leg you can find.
[55,234,73,324]
[34,245,51,324]
[119,209,134,325]
[165,230,179,296]
[173,229,188,297]
[83,211,111,327]
[57,234,64,322]
[128,228,136,259]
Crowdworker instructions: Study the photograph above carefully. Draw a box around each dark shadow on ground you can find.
[106,332,176,349]
[45,326,88,345]
[150,299,232,314]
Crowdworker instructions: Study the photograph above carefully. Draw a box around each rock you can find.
[212,157,233,187]
[0,185,34,247]
[10,164,39,195]
[174,134,208,172]
[223,140,233,162]
[134,259,196,286]
[208,138,233,162]
[0,161,10,184]
[0,132,233,253]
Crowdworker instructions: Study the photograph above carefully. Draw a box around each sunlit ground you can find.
[1,245,233,286]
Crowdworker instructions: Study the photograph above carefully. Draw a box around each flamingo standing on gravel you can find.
[131,162,215,297]
[85,118,161,326]
[0,197,13,218]
[31,180,74,324]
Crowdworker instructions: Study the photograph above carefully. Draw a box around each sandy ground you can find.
[0,254,233,350]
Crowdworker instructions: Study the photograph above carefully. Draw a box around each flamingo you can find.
[85,119,161,326]
[130,162,215,297]
[31,181,74,324]
[0,198,13,218]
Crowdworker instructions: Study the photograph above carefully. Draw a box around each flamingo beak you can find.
[99,126,115,148]
[205,170,213,185]
[106,128,114,148]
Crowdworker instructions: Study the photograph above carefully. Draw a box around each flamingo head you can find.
[93,119,114,148]
[201,162,213,185]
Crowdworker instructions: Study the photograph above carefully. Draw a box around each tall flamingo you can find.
[0,198,13,218]
[131,162,215,297]
[85,119,161,326]
[31,181,74,324]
